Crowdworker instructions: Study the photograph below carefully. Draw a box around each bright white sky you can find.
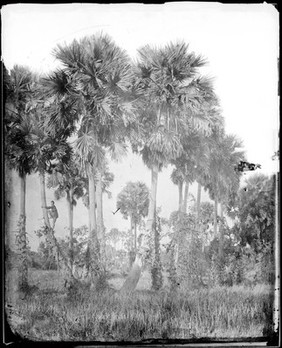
[2,3,279,250]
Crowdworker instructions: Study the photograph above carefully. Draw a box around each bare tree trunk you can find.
[151,212,163,291]
[88,170,101,285]
[178,181,183,212]
[214,195,218,237]
[88,171,97,237]
[66,190,74,272]
[96,169,104,246]
[5,167,21,308]
[146,164,159,233]
[18,174,28,290]
[148,165,160,288]
[129,215,135,267]
[196,182,202,228]
[39,171,51,230]
[183,182,189,213]
[219,203,224,260]
[134,222,137,253]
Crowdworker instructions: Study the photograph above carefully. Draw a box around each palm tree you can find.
[117,181,149,265]
[4,65,35,293]
[205,131,245,258]
[26,75,79,283]
[127,41,220,291]
[53,33,136,287]
[73,131,104,280]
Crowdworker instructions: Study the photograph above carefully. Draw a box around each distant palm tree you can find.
[117,181,149,265]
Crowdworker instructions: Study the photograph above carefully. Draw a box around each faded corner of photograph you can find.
[2,2,280,346]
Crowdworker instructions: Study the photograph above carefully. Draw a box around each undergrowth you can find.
[7,273,274,342]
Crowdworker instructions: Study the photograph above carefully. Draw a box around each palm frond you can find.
[108,142,128,162]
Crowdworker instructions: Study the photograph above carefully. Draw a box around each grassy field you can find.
[6,269,274,342]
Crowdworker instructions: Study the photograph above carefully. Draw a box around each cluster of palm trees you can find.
[4,32,245,293]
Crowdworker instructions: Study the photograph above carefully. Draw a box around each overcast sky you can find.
[2,3,279,250]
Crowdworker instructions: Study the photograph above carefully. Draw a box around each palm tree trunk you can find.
[88,171,97,236]
[178,181,183,212]
[196,182,202,228]
[146,163,163,290]
[96,169,104,259]
[66,190,74,272]
[219,203,224,260]
[39,171,51,229]
[88,170,100,283]
[214,195,218,237]
[151,212,163,290]
[183,182,189,213]
[134,222,137,253]
[18,173,28,290]
[147,164,159,232]
[129,215,135,267]
[5,167,21,313]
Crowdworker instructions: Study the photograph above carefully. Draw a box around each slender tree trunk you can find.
[168,238,178,292]
[66,190,74,272]
[96,169,103,241]
[147,164,159,233]
[39,171,51,229]
[151,212,163,290]
[196,182,202,228]
[88,170,101,284]
[219,203,224,260]
[148,165,160,288]
[214,195,218,237]
[183,182,189,213]
[129,215,135,267]
[5,167,21,319]
[134,222,137,253]
[178,181,183,212]
[96,169,105,263]
[88,171,97,237]
[18,174,28,290]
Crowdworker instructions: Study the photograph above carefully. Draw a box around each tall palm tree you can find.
[205,131,245,256]
[26,77,79,283]
[73,131,104,280]
[128,41,220,291]
[4,65,35,293]
[53,33,136,286]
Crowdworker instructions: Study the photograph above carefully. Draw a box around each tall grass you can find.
[7,271,274,342]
